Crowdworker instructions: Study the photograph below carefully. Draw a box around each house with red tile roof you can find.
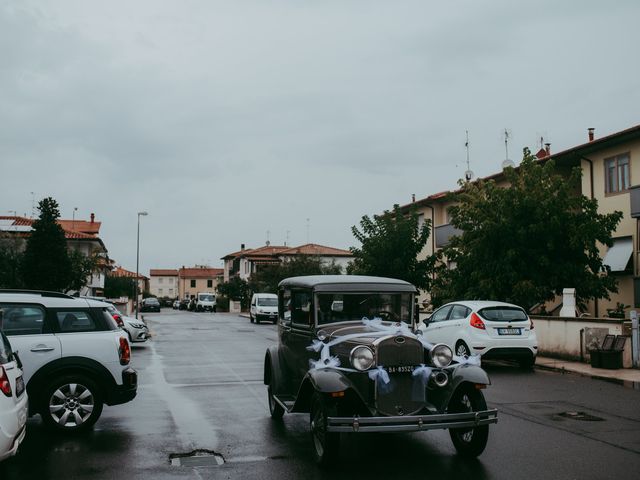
[149,269,179,298]
[0,213,109,296]
[178,266,224,299]
[221,242,353,282]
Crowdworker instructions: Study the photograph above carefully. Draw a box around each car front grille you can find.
[375,336,425,416]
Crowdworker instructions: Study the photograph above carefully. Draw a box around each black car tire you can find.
[448,385,489,457]
[310,393,340,466]
[41,374,104,433]
[249,313,254,323]
[455,340,471,358]
[272,319,277,325]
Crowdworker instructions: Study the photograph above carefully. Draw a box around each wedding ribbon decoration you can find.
[368,366,393,394]
[452,354,482,366]
[411,364,433,401]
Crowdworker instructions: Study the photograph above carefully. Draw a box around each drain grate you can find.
[170,450,225,467]
[557,411,605,422]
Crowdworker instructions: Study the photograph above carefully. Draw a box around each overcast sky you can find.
[2,0,639,274]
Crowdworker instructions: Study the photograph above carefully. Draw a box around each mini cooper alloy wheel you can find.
[43,375,104,431]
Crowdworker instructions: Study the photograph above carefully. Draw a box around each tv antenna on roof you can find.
[464,131,474,181]
[502,128,515,169]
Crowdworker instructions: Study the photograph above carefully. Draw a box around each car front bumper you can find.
[327,408,498,433]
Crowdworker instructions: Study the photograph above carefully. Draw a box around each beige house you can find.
[178,266,224,300]
[221,242,353,282]
[404,124,640,317]
[149,269,179,299]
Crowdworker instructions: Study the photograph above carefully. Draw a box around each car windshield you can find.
[316,292,413,325]
[146,298,160,305]
[199,295,214,301]
[257,298,277,306]
[478,306,528,321]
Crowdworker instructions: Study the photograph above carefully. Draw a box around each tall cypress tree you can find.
[21,197,72,291]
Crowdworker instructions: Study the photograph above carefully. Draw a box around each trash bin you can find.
[589,349,602,368]
[599,350,623,369]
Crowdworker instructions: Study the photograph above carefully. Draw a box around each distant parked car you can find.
[121,316,149,343]
[172,300,180,310]
[179,299,189,311]
[0,330,28,461]
[250,293,278,324]
[140,297,161,313]
[196,292,216,312]
[419,300,537,369]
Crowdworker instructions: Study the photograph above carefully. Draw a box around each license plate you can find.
[386,365,417,374]
[15,375,25,397]
[497,328,521,335]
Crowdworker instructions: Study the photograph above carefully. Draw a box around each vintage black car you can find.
[264,275,498,465]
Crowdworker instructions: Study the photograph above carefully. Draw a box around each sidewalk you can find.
[535,355,640,387]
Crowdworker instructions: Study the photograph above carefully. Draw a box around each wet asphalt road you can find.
[2,310,640,480]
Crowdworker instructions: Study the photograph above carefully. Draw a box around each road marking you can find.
[147,342,220,451]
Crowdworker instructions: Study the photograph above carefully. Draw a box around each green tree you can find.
[348,204,434,289]
[217,276,251,308]
[104,275,136,298]
[432,148,623,311]
[0,234,24,288]
[248,255,342,294]
[67,250,99,293]
[21,197,72,291]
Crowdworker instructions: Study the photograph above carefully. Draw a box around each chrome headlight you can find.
[350,346,375,371]
[429,343,453,368]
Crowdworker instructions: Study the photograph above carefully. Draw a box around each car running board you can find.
[273,395,295,413]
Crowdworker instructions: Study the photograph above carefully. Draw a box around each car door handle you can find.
[30,346,55,352]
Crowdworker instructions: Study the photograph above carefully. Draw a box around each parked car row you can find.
[0,290,141,462]
[172,293,217,312]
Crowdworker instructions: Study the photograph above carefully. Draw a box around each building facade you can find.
[149,269,179,299]
[404,125,640,317]
[178,266,224,300]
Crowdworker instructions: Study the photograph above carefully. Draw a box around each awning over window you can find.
[603,237,633,272]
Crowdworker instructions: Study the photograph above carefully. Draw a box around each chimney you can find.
[411,194,416,203]
[241,243,245,251]
[545,143,551,155]
[588,128,595,142]
[90,213,95,223]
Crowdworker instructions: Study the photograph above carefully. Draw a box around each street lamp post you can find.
[135,211,148,319]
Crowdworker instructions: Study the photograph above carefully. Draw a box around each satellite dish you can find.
[501,159,515,169]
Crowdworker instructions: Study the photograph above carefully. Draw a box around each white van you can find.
[196,292,216,312]
[250,293,278,324]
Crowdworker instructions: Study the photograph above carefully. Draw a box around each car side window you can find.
[0,304,47,336]
[449,305,470,320]
[56,310,97,333]
[292,291,312,327]
[430,305,452,323]
[280,289,292,324]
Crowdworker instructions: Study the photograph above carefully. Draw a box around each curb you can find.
[534,362,639,389]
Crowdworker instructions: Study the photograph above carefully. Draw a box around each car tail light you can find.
[112,313,124,327]
[0,366,12,397]
[119,336,131,365]
[470,312,486,330]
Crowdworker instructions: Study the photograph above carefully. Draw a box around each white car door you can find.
[1,303,62,385]
[421,305,453,344]
[437,304,471,349]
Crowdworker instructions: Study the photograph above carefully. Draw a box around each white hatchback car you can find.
[249,293,278,324]
[0,330,28,461]
[419,301,537,368]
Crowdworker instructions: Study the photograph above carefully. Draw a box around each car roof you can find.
[0,291,110,309]
[278,275,417,293]
[444,300,525,310]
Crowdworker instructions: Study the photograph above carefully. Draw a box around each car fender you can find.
[426,364,491,411]
[264,346,286,393]
[291,368,367,414]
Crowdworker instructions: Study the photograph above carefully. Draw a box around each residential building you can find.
[178,266,224,300]
[221,242,353,282]
[149,269,179,299]
[110,266,149,297]
[0,212,109,296]
[403,124,640,317]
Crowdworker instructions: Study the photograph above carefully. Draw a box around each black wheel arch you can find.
[27,356,118,415]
